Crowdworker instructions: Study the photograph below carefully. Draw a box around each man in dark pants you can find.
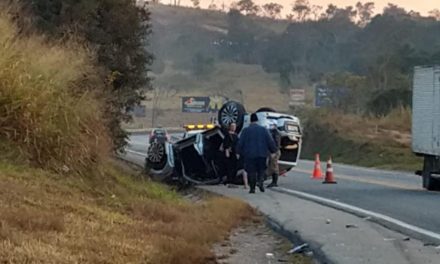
[267,123,281,188]
[237,113,277,193]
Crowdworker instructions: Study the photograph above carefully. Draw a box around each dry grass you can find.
[0,160,255,263]
[300,107,420,170]
[304,107,412,146]
[0,10,111,173]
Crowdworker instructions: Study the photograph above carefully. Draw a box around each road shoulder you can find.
[201,185,440,264]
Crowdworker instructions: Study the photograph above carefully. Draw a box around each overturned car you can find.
[145,101,302,185]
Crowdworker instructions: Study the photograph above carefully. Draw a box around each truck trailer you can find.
[412,66,440,190]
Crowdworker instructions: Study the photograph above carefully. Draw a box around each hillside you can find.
[129,4,292,128]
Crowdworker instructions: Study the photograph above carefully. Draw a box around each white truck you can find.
[412,66,440,190]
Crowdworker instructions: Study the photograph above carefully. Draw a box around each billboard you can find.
[181,96,227,113]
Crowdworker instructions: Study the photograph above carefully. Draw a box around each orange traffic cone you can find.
[323,157,337,184]
[311,154,323,179]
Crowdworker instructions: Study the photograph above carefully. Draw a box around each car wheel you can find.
[218,101,246,133]
[147,142,167,170]
[256,107,276,113]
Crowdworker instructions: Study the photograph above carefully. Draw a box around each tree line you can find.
[216,1,440,116]
[178,0,440,22]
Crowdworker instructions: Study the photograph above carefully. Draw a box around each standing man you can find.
[223,123,239,184]
[267,123,281,188]
[237,113,277,193]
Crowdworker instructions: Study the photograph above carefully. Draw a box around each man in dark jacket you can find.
[237,113,277,193]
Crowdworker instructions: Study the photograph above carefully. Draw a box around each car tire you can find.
[146,141,167,171]
[256,107,276,113]
[218,101,246,133]
[422,156,440,191]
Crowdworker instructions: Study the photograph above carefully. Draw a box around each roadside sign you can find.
[289,89,306,106]
[131,105,146,117]
[315,84,349,108]
[315,85,333,108]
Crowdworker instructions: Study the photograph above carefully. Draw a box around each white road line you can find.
[125,149,147,157]
[274,187,440,243]
[293,168,419,190]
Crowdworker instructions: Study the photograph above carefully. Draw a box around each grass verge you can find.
[300,108,421,171]
[0,159,255,263]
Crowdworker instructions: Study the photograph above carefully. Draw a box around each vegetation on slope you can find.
[0,160,254,263]
[0,8,255,263]
[0,10,110,173]
[300,107,421,171]
[15,0,153,150]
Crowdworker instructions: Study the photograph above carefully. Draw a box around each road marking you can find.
[293,168,420,190]
[126,149,147,157]
[274,187,440,244]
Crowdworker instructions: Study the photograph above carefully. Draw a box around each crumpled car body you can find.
[145,101,302,185]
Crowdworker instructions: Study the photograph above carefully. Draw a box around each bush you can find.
[0,12,111,173]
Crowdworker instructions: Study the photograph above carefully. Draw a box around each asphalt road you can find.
[125,132,440,241]
[284,161,440,235]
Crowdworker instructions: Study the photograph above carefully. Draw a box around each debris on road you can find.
[326,219,331,224]
[345,224,359,229]
[213,224,312,264]
[423,242,438,247]
[287,243,309,254]
[402,237,411,241]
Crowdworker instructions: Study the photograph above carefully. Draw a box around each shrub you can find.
[0,12,111,173]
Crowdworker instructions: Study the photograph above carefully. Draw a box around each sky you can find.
[175,0,436,16]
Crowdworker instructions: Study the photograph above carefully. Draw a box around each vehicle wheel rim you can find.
[148,142,165,163]
[220,104,239,126]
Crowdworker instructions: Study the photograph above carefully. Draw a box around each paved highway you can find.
[284,160,440,236]
[124,132,440,243]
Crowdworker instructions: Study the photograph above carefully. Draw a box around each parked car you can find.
[149,127,170,144]
[145,101,302,185]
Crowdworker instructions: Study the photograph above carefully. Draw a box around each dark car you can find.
[149,128,170,144]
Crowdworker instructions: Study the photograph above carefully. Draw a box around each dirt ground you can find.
[213,223,313,264]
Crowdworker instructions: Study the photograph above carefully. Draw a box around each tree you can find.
[236,0,260,16]
[221,9,257,63]
[310,5,323,20]
[19,0,153,150]
[383,4,407,17]
[292,0,311,21]
[429,9,440,21]
[191,0,200,8]
[208,0,217,10]
[323,4,356,22]
[356,2,375,26]
[262,3,283,19]
[192,52,216,77]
